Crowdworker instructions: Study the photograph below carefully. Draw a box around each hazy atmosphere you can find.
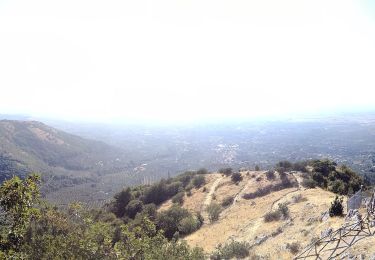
[3,1,375,259]
[1,0,375,122]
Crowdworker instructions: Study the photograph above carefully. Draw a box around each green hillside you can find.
[0,120,132,195]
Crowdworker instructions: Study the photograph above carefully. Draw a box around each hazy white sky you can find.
[1,0,375,122]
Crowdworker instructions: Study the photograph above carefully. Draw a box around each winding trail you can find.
[202,176,223,224]
[270,173,302,210]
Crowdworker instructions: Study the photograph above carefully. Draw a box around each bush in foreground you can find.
[221,196,234,207]
[192,175,206,188]
[210,240,250,259]
[206,202,222,223]
[231,172,243,183]
[329,196,344,217]
[264,203,289,222]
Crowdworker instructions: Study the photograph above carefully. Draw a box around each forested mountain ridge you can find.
[0,120,132,194]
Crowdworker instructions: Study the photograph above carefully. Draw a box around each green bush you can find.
[302,178,317,189]
[192,175,206,188]
[210,240,250,259]
[197,168,208,175]
[206,202,222,223]
[329,179,346,195]
[178,216,200,235]
[221,196,234,207]
[218,168,233,176]
[124,199,143,219]
[329,196,344,217]
[264,203,289,222]
[301,160,364,195]
[156,205,191,239]
[287,242,300,254]
[0,176,206,259]
[278,203,289,219]
[266,170,275,180]
[110,187,132,218]
[231,172,243,183]
[276,161,293,169]
[172,192,185,205]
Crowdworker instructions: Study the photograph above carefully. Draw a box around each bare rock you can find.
[320,227,333,238]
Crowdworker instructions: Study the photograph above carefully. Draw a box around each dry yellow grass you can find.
[158,171,374,259]
[158,173,222,213]
[182,172,375,259]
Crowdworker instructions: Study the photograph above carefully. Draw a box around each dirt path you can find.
[291,172,305,190]
[232,178,252,206]
[202,176,223,224]
[270,173,305,211]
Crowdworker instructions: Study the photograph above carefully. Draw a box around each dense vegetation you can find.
[300,159,364,195]
[108,170,209,239]
[0,174,204,259]
[0,154,29,183]
[0,156,366,258]
[0,120,132,197]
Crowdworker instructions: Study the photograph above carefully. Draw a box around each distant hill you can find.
[0,120,133,196]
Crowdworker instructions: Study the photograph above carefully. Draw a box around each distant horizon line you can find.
[1,108,375,126]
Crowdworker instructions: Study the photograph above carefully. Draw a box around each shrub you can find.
[210,240,250,259]
[243,186,273,200]
[278,170,287,179]
[311,159,336,176]
[156,205,191,239]
[255,176,262,182]
[206,202,222,223]
[329,179,346,195]
[192,175,206,188]
[185,183,194,192]
[243,179,296,200]
[196,212,204,226]
[110,187,132,218]
[293,161,308,172]
[165,181,183,197]
[197,168,208,175]
[266,170,275,180]
[221,196,234,207]
[264,203,289,222]
[292,194,306,203]
[218,168,233,176]
[178,216,200,235]
[329,196,344,217]
[124,199,143,219]
[264,211,281,222]
[312,172,327,188]
[278,203,289,219]
[172,192,185,205]
[139,203,157,221]
[255,165,260,171]
[287,242,300,254]
[231,172,243,183]
[176,174,193,187]
[302,178,317,189]
[276,161,293,169]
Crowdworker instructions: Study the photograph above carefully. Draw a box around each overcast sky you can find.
[1,0,375,123]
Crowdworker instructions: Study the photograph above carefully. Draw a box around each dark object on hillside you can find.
[219,168,233,176]
[266,170,275,180]
[231,172,243,183]
[329,196,344,217]
[243,177,297,200]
